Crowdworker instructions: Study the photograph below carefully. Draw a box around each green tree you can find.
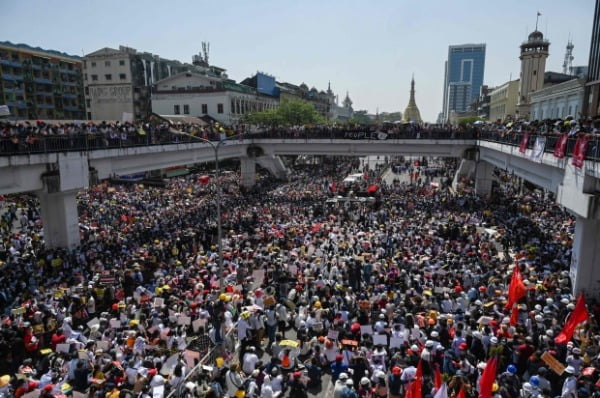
[243,99,324,126]
[348,110,373,125]
[457,116,483,126]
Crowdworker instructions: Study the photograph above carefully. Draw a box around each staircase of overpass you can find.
[0,128,599,296]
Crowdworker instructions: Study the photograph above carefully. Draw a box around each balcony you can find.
[60,68,79,75]
[33,77,53,84]
[2,74,23,82]
[0,59,22,68]
[62,93,77,99]
[61,80,78,86]
[37,103,54,109]
[63,105,81,112]
[35,92,53,97]
[6,100,27,109]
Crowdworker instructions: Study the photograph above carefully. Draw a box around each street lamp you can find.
[172,129,242,291]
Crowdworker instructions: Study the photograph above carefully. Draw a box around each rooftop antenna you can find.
[201,42,210,65]
[563,36,574,74]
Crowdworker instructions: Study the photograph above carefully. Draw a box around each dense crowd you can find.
[0,152,598,398]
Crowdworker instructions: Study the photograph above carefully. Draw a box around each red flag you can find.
[404,382,413,398]
[519,133,529,154]
[412,360,423,398]
[329,181,337,193]
[510,305,519,326]
[478,356,498,398]
[505,267,526,309]
[572,135,590,169]
[553,134,568,158]
[366,184,378,194]
[457,385,466,398]
[555,294,589,344]
[434,364,442,391]
[198,175,210,184]
[311,223,322,233]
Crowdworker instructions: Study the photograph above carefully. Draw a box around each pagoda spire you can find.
[402,74,422,123]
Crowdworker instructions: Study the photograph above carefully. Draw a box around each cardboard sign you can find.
[390,336,404,348]
[251,270,265,284]
[153,297,164,308]
[183,349,201,368]
[327,329,339,341]
[87,317,100,329]
[477,316,493,325]
[97,341,109,352]
[341,339,358,347]
[192,318,206,333]
[360,325,373,335]
[541,351,565,375]
[153,385,164,398]
[177,316,191,326]
[109,319,122,329]
[56,343,71,353]
[373,334,388,346]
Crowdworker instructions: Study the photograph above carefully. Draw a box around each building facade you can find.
[584,0,600,117]
[489,80,519,122]
[151,73,278,125]
[442,44,486,122]
[530,78,585,121]
[83,46,215,121]
[0,41,85,120]
[517,31,550,119]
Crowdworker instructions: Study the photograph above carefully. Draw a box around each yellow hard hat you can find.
[492,383,499,392]
[219,293,227,301]
[216,357,224,367]
[314,301,321,309]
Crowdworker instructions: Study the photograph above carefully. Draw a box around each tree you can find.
[457,116,483,126]
[243,99,324,127]
[348,110,373,125]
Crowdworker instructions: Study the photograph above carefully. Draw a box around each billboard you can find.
[256,73,278,97]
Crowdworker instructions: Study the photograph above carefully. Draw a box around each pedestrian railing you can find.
[0,128,598,163]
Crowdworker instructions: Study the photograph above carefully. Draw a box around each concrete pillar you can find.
[240,157,256,188]
[474,161,494,197]
[37,189,80,249]
[570,216,600,297]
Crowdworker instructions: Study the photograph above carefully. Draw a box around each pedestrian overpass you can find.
[0,131,599,296]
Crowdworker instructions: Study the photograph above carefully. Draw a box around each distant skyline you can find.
[0,0,595,122]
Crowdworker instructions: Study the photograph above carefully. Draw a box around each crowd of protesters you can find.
[0,117,599,398]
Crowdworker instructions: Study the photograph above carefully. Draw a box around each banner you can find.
[343,131,388,140]
[572,135,590,169]
[553,134,568,158]
[519,133,529,154]
[530,137,546,162]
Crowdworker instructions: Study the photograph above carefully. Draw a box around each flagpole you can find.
[536,12,540,31]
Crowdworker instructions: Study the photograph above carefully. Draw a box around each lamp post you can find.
[172,129,241,291]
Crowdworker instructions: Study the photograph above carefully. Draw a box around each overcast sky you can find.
[1,0,595,122]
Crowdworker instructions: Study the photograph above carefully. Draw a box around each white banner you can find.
[530,137,546,162]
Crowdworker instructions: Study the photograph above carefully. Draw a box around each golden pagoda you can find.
[402,75,422,123]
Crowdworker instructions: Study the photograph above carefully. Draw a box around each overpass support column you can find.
[37,189,80,249]
[474,161,494,197]
[570,216,600,297]
[240,157,256,188]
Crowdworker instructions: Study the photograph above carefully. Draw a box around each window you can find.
[119,59,125,66]
[202,104,207,114]
[231,100,235,114]
[174,105,180,114]
[83,60,87,69]
[183,104,190,114]
[105,74,112,81]
[533,70,537,76]
[91,61,96,67]
[91,74,98,81]
[217,103,224,113]
[87,112,91,120]
[119,73,126,80]
[84,74,88,81]
[86,99,91,108]
[105,60,111,67]
[85,87,89,95]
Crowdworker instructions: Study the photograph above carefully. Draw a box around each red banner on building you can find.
[572,135,590,169]
[519,133,529,154]
[553,134,568,159]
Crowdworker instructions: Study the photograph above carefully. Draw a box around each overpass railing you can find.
[478,130,600,162]
[0,128,598,162]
